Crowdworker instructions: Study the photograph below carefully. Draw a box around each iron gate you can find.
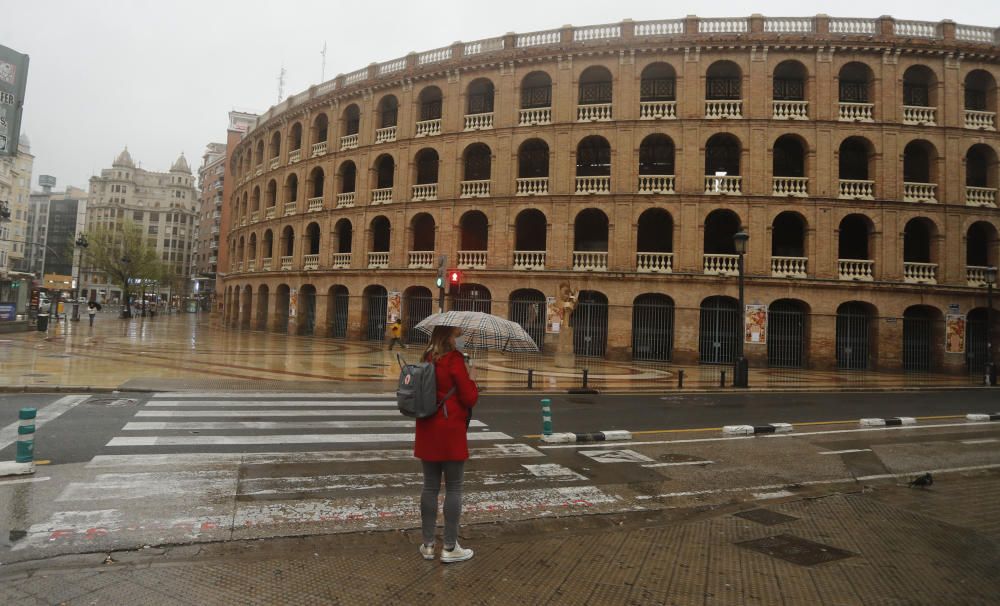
[405,295,434,345]
[767,305,805,368]
[836,307,870,370]
[902,314,933,372]
[365,294,387,342]
[699,301,739,364]
[299,291,316,335]
[330,289,349,338]
[632,300,674,361]
[509,298,546,350]
[966,312,988,374]
[452,289,492,313]
[573,300,608,357]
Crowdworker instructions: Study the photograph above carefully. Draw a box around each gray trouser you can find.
[420,460,465,548]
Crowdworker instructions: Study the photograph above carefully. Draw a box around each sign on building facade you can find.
[0,45,29,157]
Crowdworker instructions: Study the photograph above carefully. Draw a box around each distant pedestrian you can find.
[414,326,478,563]
[388,320,405,350]
[87,302,97,327]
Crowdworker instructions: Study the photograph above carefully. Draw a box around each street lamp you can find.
[121,255,132,318]
[733,228,750,388]
[986,266,997,387]
[70,234,89,321]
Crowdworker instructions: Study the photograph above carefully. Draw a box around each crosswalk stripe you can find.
[146,400,398,408]
[106,431,512,447]
[122,420,487,431]
[151,392,394,399]
[135,410,402,418]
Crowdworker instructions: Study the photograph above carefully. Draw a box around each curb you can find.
[722,423,793,435]
[966,413,1000,422]
[0,385,120,394]
[0,461,35,477]
[541,430,632,444]
[860,417,916,427]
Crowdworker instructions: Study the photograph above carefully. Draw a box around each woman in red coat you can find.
[414,325,478,563]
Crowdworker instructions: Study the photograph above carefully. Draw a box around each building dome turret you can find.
[113,146,135,168]
[170,152,191,174]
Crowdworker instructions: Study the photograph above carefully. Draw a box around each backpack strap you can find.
[437,386,456,418]
[395,353,407,370]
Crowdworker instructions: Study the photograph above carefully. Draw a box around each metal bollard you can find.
[541,398,553,436]
[582,369,589,389]
[16,408,36,463]
[719,370,726,387]
[678,369,684,389]
[527,369,534,389]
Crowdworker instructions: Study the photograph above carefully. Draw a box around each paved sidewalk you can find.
[2,471,998,605]
[0,313,982,394]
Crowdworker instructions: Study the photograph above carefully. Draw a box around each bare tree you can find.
[84,221,165,318]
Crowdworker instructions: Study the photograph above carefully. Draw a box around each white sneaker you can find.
[440,542,474,563]
[419,543,435,560]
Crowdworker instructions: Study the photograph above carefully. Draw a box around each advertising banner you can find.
[545,296,561,334]
[744,304,768,344]
[0,303,15,321]
[288,287,297,318]
[0,44,29,156]
[945,314,966,354]
[387,291,401,323]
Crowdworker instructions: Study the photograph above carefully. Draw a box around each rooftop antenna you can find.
[277,65,286,103]
[320,42,328,82]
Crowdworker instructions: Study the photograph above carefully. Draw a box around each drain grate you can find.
[734,508,799,526]
[736,533,855,566]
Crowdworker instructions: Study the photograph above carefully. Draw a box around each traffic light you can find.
[448,269,462,294]
[11,281,19,289]
[435,255,447,288]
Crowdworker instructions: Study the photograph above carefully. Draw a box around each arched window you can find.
[414,149,438,185]
[269,132,281,159]
[578,66,613,105]
[334,219,352,254]
[903,65,937,108]
[305,222,321,255]
[262,229,274,258]
[773,60,807,101]
[772,135,806,178]
[280,225,294,257]
[418,86,443,121]
[410,213,435,252]
[636,209,673,272]
[838,214,873,260]
[289,122,303,151]
[375,155,395,189]
[466,79,495,115]
[965,144,998,206]
[520,72,552,109]
[265,180,277,209]
[251,186,260,212]
[838,62,874,103]
[771,212,806,259]
[312,113,328,144]
[965,70,997,120]
[640,63,677,101]
[706,61,741,100]
[343,104,360,136]
[705,133,741,176]
[576,136,611,177]
[459,211,489,252]
[573,209,609,261]
[838,137,875,199]
[903,217,937,266]
[518,139,549,180]
[463,143,491,181]
[339,161,356,194]
[369,216,391,252]
[903,140,938,202]
[703,209,741,255]
[514,209,547,255]
[308,167,325,199]
[966,221,998,272]
[378,95,398,128]
[639,134,675,176]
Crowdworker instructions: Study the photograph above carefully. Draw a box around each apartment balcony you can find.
[374,126,397,144]
[250,210,260,223]
[771,256,808,278]
[575,176,611,195]
[464,112,494,131]
[408,251,434,269]
[307,197,324,212]
[573,251,608,272]
[902,105,936,126]
[303,254,319,270]
[903,262,937,284]
[637,175,675,194]
[340,134,359,150]
[411,183,437,201]
[236,261,243,272]
[772,100,808,120]
[269,157,280,171]
[332,253,351,269]
[639,101,676,120]
[208,255,217,264]
[460,180,490,198]
[371,188,393,204]
[210,226,219,235]
[704,175,742,195]
[515,177,549,196]
[838,102,874,122]
[703,254,739,276]
[336,192,356,208]
[838,179,875,200]
[311,141,327,157]
[967,265,993,287]
[288,149,301,164]
[838,259,874,281]
[636,252,673,273]
[265,207,276,219]
[368,252,389,269]
[903,182,937,203]
[246,259,256,272]
[415,119,441,137]
[577,103,612,122]
[513,251,545,270]
[255,165,263,176]
[283,201,297,216]
[518,107,551,126]
[279,256,293,271]
[262,257,273,271]
[457,250,487,269]
[966,186,998,207]
[772,177,808,197]
[964,110,996,131]
[705,100,742,119]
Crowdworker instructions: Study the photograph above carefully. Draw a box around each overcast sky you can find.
[3,0,997,191]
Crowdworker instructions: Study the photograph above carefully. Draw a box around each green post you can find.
[15,408,36,463]
[541,398,553,436]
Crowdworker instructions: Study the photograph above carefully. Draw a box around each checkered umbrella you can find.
[413,311,539,353]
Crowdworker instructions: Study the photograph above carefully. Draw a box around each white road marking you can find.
[753,490,795,500]
[961,438,999,445]
[122,420,486,431]
[135,409,402,418]
[58,471,238,502]
[145,400,397,408]
[0,476,50,486]
[151,392,393,399]
[580,449,655,463]
[522,464,588,480]
[106,431,512,447]
[641,461,714,468]
[819,449,873,455]
[0,395,90,451]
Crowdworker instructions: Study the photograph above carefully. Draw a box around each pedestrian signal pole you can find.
[436,255,447,313]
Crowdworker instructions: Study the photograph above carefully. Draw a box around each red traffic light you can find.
[448,270,462,285]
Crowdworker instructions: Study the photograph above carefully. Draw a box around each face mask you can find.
[454,336,465,351]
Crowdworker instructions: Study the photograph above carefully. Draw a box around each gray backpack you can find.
[396,354,455,419]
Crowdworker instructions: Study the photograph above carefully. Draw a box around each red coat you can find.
[414,350,479,461]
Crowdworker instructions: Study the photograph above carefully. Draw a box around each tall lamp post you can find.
[986,266,997,387]
[733,228,750,388]
[70,234,89,321]
[121,255,132,319]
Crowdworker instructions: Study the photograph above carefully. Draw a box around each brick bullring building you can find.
[222,15,1000,374]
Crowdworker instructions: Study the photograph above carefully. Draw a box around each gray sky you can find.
[3,0,997,190]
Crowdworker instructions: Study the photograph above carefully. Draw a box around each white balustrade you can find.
[239,216,247,227]
[577,103,612,122]
[457,250,487,269]
[463,112,494,131]
[374,126,397,144]
[771,256,808,278]
[904,262,937,284]
[573,24,621,41]
[368,252,389,269]
[903,182,937,203]
[415,119,442,137]
[279,256,293,270]
[418,47,452,65]
[698,18,748,33]
[634,20,685,36]
[269,157,279,170]
[829,18,876,35]
[639,101,677,120]
[967,266,992,287]
[575,176,611,194]
[288,149,301,164]
[411,183,437,201]
[408,251,435,269]
[344,68,367,85]
[246,259,256,272]
[966,186,998,207]
[250,210,260,223]
[236,261,243,272]
[336,192,356,208]
[331,253,351,269]
[838,259,874,281]
[636,252,673,273]
[460,180,491,198]
[311,141,327,157]
[303,254,319,270]
[283,201,297,215]
[371,188,393,204]
[307,196,324,212]
[637,175,675,194]
[838,179,875,200]
[839,102,874,122]
[705,100,742,119]
[516,29,560,48]
[378,57,406,74]
[965,110,996,131]
[516,177,549,196]
[265,207,276,219]
[464,37,504,55]
[573,251,608,271]
[703,254,739,276]
[894,20,939,39]
[255,165,263,177]
[340,134,358,150]
[704,175,742,195]
[764,17,814,33]
[772,177,809,197]
[772,100,808,120]
[513,251,546,270]
[518,107,551,126]
[902,106,936,125]
[956,25,995,43]
[262,257,273,271]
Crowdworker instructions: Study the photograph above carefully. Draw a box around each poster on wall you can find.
[744,304,768,344]
[387,291,401,324]
[288,288,297,318]
[945,314,966,354]
[545,296,561,334]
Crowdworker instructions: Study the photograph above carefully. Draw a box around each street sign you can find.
[0,44,29,157]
